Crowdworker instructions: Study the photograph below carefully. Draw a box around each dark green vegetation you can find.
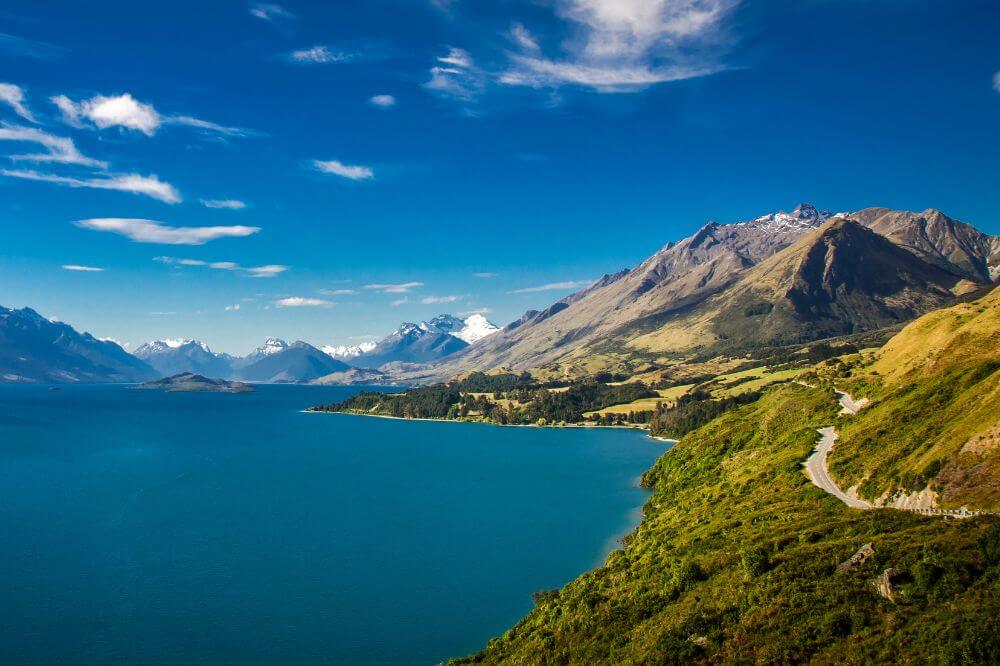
[646,389,762,439]
[455,385,1000,664]
[310,372,657,425]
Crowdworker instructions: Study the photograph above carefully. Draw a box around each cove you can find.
[0,384,667,665]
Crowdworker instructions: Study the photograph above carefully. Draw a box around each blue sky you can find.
[1,0,998,354]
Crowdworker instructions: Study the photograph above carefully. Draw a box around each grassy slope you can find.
[828,287,1000,510]
[455,385,1000,664]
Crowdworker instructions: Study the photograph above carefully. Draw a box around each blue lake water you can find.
[0,384,667,665]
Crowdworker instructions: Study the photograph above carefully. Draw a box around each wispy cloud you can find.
[391,296,408,307]
[369,94,397,108]
[313,159,374,181]
[52,93,248,137]
[61,264,104,272]
[424,47,485,101]
[156,256,288,277]
[77,218,259,245]
[364,281,424,293]
[249,3,295,23]
[460,307,492,315]
[0,83,36,122]
[0,32,62,60]
[994,71,1000,93]
[3,170,179,203]
[289,45,357,64]
[274,296,333,308]
[0,123,106,167]
[420,295,460,304]
[473,272,497,278]
[319,288,358,296]
[201,198,247,210]
[225,303,241,311]
[149,311,176,316]
[510,279,590,293]
[499,0,738,93]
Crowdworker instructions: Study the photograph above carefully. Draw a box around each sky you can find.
[1,0,998,355]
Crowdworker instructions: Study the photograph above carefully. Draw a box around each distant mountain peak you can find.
[746,203,839,232]
[136,338,213,356]
[257,337,289,355]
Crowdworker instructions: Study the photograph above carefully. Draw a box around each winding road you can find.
[803,390,872,510]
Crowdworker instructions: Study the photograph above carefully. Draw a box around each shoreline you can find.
[303,409,678,444]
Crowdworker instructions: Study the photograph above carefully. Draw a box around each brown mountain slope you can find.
[631,218,967,355]
[851,207,1000,283]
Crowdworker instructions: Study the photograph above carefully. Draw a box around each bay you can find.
[0,384,666,665]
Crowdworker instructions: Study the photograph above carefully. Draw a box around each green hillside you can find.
[455,384,1000,664]
[824,286,1000,511]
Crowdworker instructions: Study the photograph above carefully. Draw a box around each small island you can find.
[136,372,255,393]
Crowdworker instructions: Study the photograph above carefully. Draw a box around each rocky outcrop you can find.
[836,543,875,573]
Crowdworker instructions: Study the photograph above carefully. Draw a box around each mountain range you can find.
[2,205,996,385]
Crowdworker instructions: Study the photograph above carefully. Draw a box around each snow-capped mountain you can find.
[740,203,846,233]
[350,321,469,368]
[424,313,500,344]
[135,338,232,378]
[135,338,212,356]
[321,341,377,360]
[256,337,289,356]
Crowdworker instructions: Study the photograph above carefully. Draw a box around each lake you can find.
[0,384,667,665]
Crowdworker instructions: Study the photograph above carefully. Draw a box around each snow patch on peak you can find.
[136,338,213,356]
[321,341,377,359]
[256,337,289,355]
[455,313,500,343]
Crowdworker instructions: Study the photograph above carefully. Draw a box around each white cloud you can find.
[61,264,104,272]
[994,71,1000,93]
[225,304,241,311]
[250,3,295,23]
[473,272,497,278]
[246,265,288,278]
[156,255,288,277]
[77,218,259,245]
[363,281,424,293]
[369,94,397,108]
[421,295,460,304]
[460,307,493,315]
[0,123,106,167]
[391,296,408,307]
[149,311,176,316]
[313,159,374,181]
[510,279,591,293]
[425,47,485,100]
[274,297,333,308]
[52,93,246,136]
[500,0,738,92]
[289,45,356,64]
[509,23,541,53]
[319,288,358,296]
[2,169,180,203]
[201,198,247,210]
[0,83,36,122]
